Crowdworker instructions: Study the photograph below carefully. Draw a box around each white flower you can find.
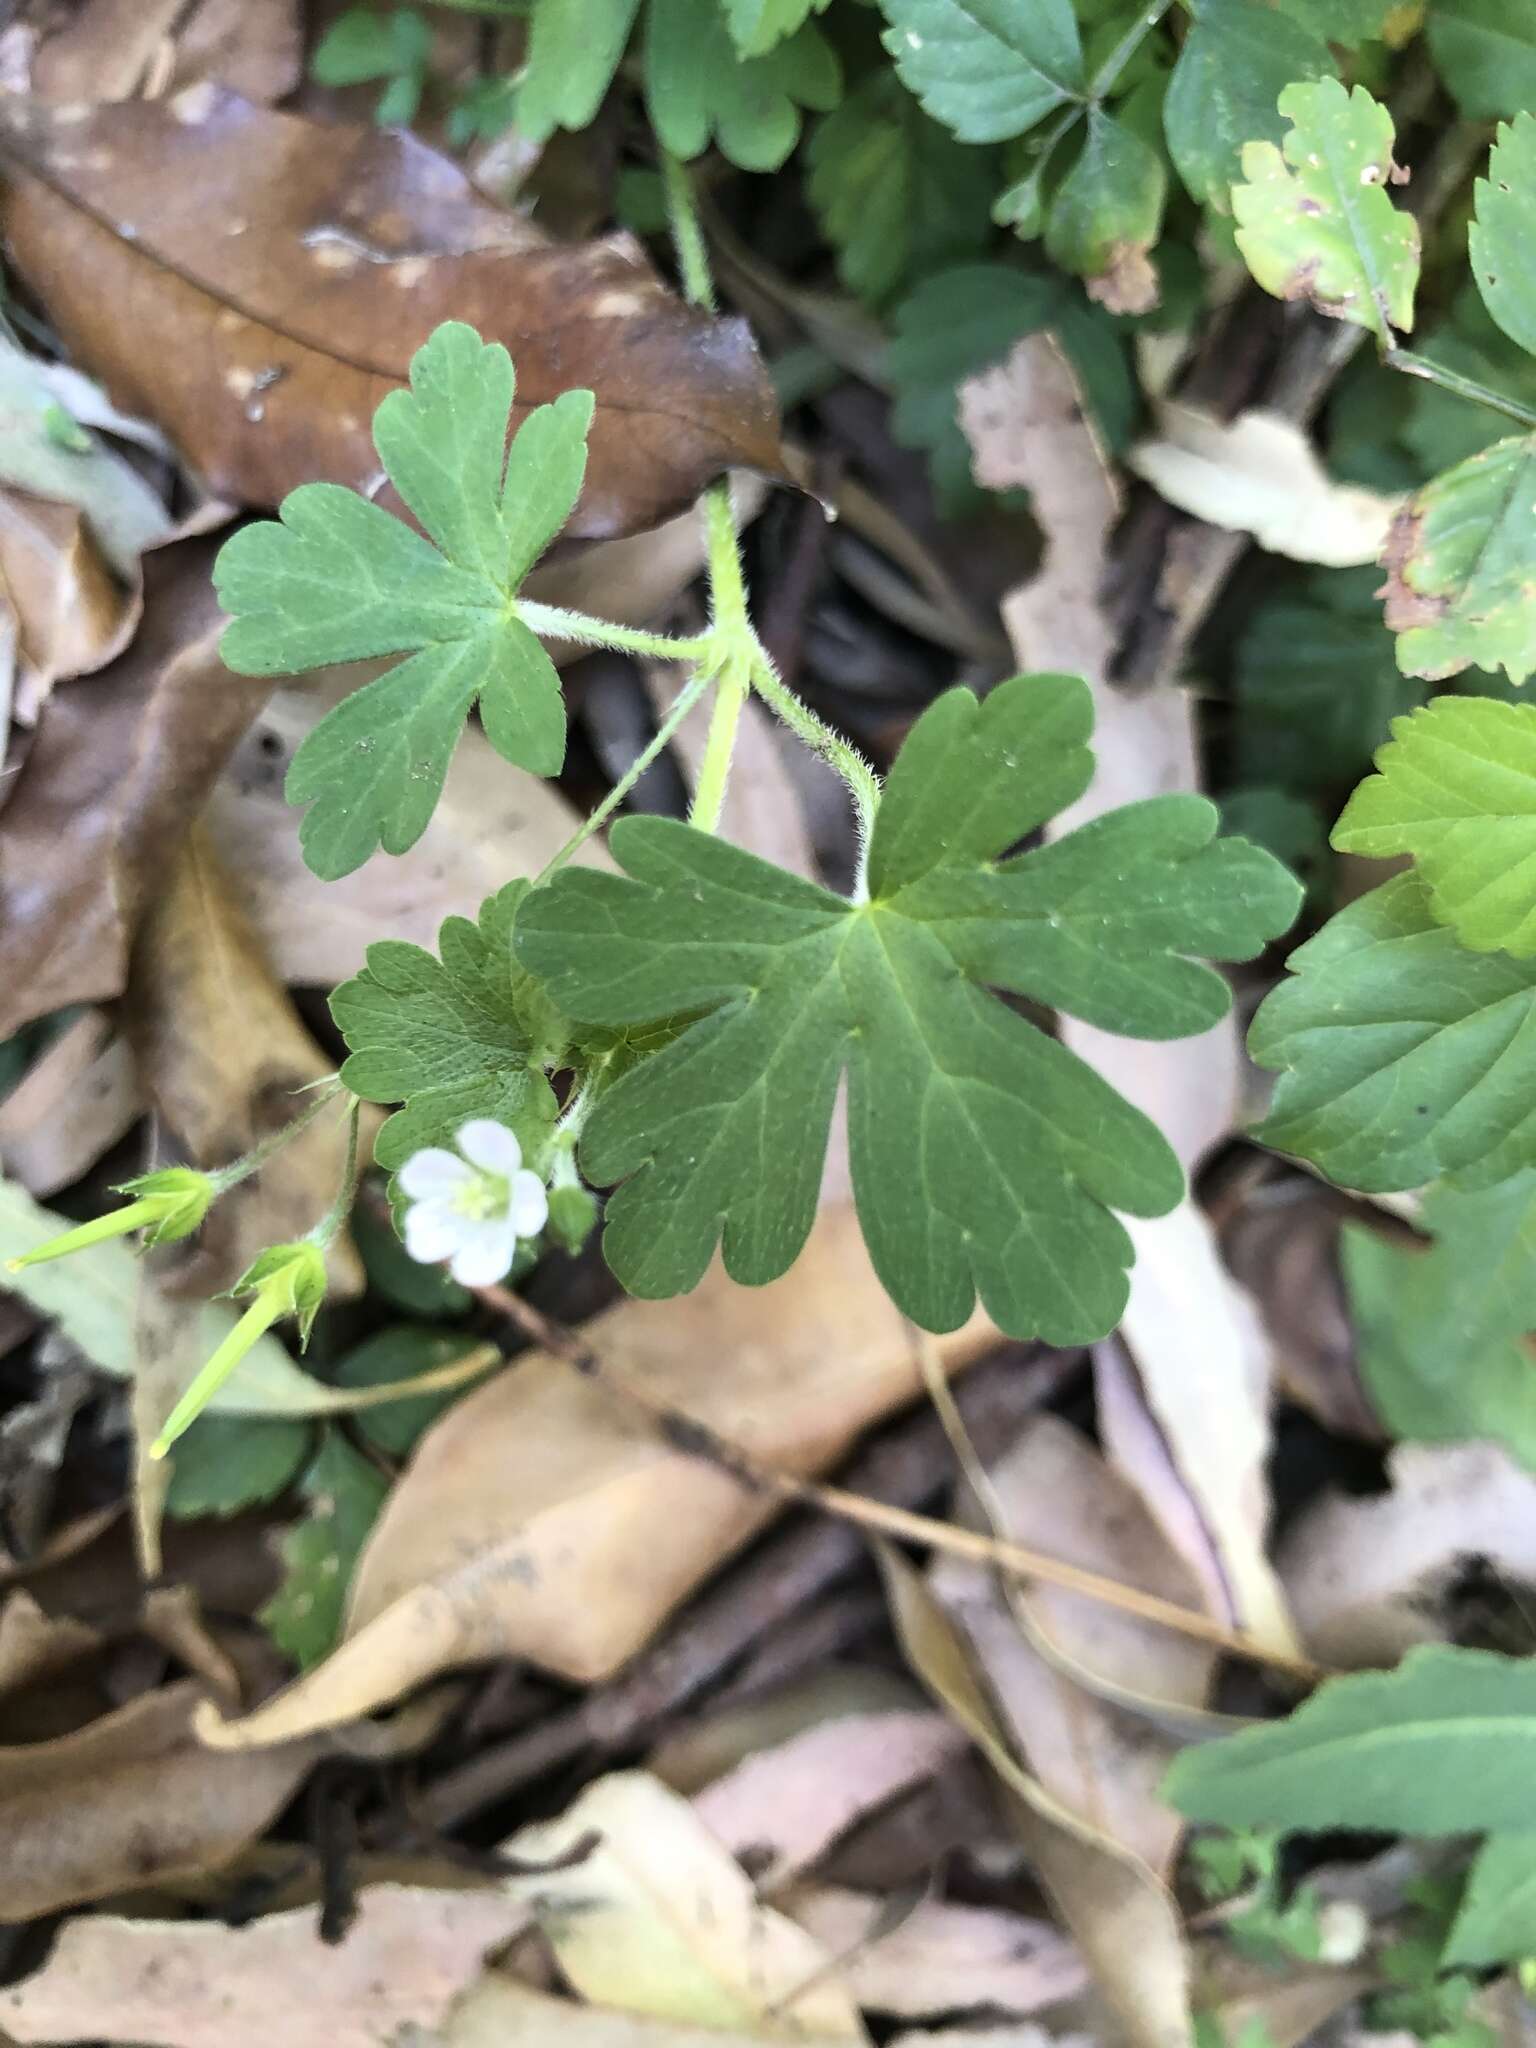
[397,1120,549,1287]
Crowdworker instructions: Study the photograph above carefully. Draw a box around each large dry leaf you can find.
[0,90,784,537]
[0,1678,322,1919]
[930,1415,1214,1878]
[879,1545,1194,2048]
[1280,1440,1536,1668]
[0,1883,525,2048]
[436,1979,856,2048]
[208,680,614,988]
[959,333,1120,684]
[1128,403,1401,568]
[25,0,301,106]
[195,1208,993,1744]
[0,539,269,1038]
[120,825,363,1297]
[0,1006,139,1195]
[782,1886,1086,2022]
[505,1772,866,2040]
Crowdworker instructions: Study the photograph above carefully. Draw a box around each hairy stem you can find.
[516,600,711,663]
[749,649,881,856]
[540,662,716,880]
[1385,347,1536,431]
[689,657,750,833]
[661,148,717,312]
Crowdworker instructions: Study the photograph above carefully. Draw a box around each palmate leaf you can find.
[331,881,559,1172]
[875,0,1085,146]
[1166,1643,1536,1836]
[516,675,1299,1344]
[1469,114,1536,361]
[722,0,824,56]
[1251,870,1536,1193]
[515,0,641,141]
[1163,0,1335,211]
[645,0,840,172]
[1381,434,1536,685]
[216,323,593,880]
[1231,78,1419,343]
[1333,697,1536,954]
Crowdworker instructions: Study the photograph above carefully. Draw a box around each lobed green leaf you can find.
[876,0,1084,146]
[1163,0,1335,211]
[645,0,840,171]
[516,675,1299,1344]
[1044,107,1166,315]
[1468,114,1536,361]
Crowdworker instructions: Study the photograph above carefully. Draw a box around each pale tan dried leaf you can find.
[781,1885,1086,2021]
[889,2033,1092,2048]
[649,1670,924,1796]
[1129,403,1401,567]
[26,0,300,105]
[434,1977,857,2048]
[0,1883,526,2047]
[931,1415,1215,1878]
[0,1679,322,1919]
[0,1588,99,1696]
[207,681,613,990]
[879,1545,1194,2048]
[0,487,138,721]
[1280,1440,1536,1668]
[195,1210,994,1745]
[958,334,1119,684]
[505,1773,865,2040]
[691,1711,966,1892]
[0,1008,140,1196]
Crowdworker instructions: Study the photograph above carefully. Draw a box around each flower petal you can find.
[403,1200,463,1264]
[508,1171,550,1239]
[457,1119,523,1176]
[397,1149,475,1200]
[448,1216,518,1288]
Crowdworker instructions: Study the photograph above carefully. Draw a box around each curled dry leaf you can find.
[1280,1440,1536,1668]
[0,1883,527,2048]
[1128,403,1402,568]
[25,0,302,106]
[0,90,785,537]
[879,1544,1194,2048]
[931,1414,1216,1878]
[120,824,363,1297]
[0,1677,322,1919]
[207,680,614,990]
[0,487,139,722]
[504,1771,866,2040]
[194,1207,993,1745]
[0,540,269,1039]
[781,1885,1086,2022]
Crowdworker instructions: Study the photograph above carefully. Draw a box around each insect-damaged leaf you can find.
[516,674,1300,1344]
[0,88,784,538]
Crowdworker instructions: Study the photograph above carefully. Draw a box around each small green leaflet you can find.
[1342,1174,1536,1468]
[515,0,641,141]
[722,0,824,56]
[1045,108,1166,315]
[1166,1644,1536,1837]
[331,881,559,1174]
[876,0,1085,146]
[1162,0,1335,211]
[1426,0,1536,122]
[807,71,995,307]
[310,5,432,126]
[1445,1836,1536,1967]
[1333,698,1536,955]
[1251,871,1536,1194]
[1231,79,1419,343]
[645,0,840,172]
[516,675,1299,1344]
[165,1413,313,1520]
[261,1431,389,1669]
[216,324,593,880]
[1469,115,1536,361]
[1382,435,1536,685]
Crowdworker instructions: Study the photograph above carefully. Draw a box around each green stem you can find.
[1385,348,1536,431]
[689,660,749,834]
[206,1078,345,1195]
[151,1293,285,1457]
[1089,0,1177,98]
[307,1099,362,1252]
[748,650,881,854]
[539,662,716,880]
[661,149,716,312]
[516,600,711,663]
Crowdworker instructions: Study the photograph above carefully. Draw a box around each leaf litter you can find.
[0,10,1525,2048]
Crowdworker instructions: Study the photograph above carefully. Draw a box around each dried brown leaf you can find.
[0,91,784,536]
[0,1007,140,1195]
[879,1544,1194,2048]
[0,486,138,721]
[25,0,300,105]
[0,1882,527,2047]
[0,1678,322,1919]
[194,1209,994,1745]
[0,539,269,1038]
